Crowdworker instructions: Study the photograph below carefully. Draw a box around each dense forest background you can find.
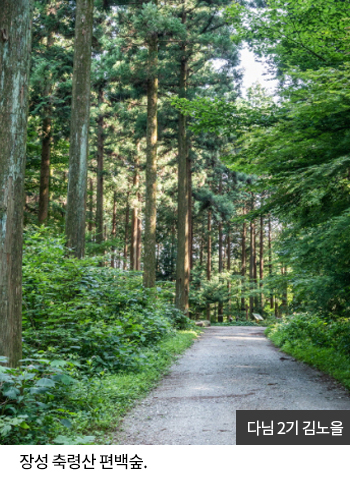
[1,0,350,444]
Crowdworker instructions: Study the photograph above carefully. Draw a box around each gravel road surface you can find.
[114,326,350,445]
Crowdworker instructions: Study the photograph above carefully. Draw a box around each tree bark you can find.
[136,199,142,271]
[175,52,190,313]
[130,169,139,270]
[260,215,264,307]
[38,114,51,223]
[188,154,193,271]
[88,177,93,233]
[38,30,53,223]
[65,0,94,258]
[0,0,32,367]
[241,206,247,317]
[123,197,129,270]
[96,88,104,245]
[227,227,231,319]
[206,209,212,321]
[268,215,273,309]
[249,219,255,318]
[218,174,223,322]
[111,191,116,268]
[143,30,158,287]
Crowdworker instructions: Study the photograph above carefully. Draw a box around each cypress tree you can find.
[0,0,33,366]
[65,0,94,258]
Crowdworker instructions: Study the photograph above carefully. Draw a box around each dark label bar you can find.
[236,410,350,445]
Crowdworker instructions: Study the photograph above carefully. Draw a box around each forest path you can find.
[114,326,350,445]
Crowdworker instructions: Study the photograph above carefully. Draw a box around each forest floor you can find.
[113,326,350,445]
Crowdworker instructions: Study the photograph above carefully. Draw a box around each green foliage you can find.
[266,314,350,391]
[173,0,350,318]
[227,0,350,70]
[22,227,186,373]
[1,228,194,444]
[0,355,76,444]
[267,314,350,356]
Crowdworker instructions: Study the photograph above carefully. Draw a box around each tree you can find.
[0,0,33,366]
[143,8,159,287]
[65,0,94,258]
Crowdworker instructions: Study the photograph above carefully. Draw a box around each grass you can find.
[266,331,350,393]
[61,328,198,444]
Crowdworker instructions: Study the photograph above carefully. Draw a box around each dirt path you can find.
[114,326,350,445]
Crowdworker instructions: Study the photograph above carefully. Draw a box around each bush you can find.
[22,227,191,374]
[0,355,76,444]
[266,313,350,356]
[0,227,194,444]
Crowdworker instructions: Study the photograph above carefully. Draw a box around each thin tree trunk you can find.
[136,202,142,271]
[175,49,189,313]
[0,0,32,367]
[38,31,53,223]
[96,88,104,245]
[249,219,255,318]
[281,265,288,314]
[171,221,176,280]
[227,229,231,271]
[130,169,139,270]
[123,197,129,270]
[143,29,158,287]
[206,209,212,321]
[241,207,247,317]
[65,0,94,258]
[218,222,223,323]
[260,215,264,307]
[111,192,116,268]
[188,154,193,271]
[268,215,273,309]
[88,177,93,233]
[227,227,231,319]
[200,217,204,267]
[38,114,51,223]
[218,174,223,322]
[253,217,258,310]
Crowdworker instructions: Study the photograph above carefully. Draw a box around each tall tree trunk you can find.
[0,0,32,367]
[253,217,258,310]
[130,169,139,270]
[175,50,189,313]
[227,229,231,271]
[260,215,264,307]
[249,219,255,318]
[123,197,129,270]
[218,219,223,323]
[206,209,212,321]
[111,192,116,268]
[188,154,193,271]
[143,29,158,287]
[218,175,223,322]
[88,177,93,233]
[65,0,94,258]
[241,207,247,317]
[268,216,273,309]
[200,217,204,267]
[96,88,104,245]
[136,200,142,271]
[227,227,231,319]
[281,265,288,314]
[38,30,53,223]
[171,221,176,280]
[38,113,51,223]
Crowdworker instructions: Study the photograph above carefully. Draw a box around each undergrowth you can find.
[266,313,350,391]
[0,227,196,444]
